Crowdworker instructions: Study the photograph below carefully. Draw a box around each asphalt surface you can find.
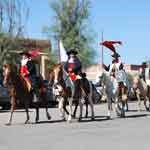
[0,102,150,150]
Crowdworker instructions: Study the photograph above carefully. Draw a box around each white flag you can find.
[59,40,68,62]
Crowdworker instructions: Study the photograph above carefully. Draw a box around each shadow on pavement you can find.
[125,113,150,118]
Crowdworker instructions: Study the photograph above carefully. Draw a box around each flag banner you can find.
[100,40,122,52]
[59,40,68,62]
[29,49,41,58]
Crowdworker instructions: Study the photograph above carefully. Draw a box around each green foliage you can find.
[0,0,29,68]
[47,0,95,67]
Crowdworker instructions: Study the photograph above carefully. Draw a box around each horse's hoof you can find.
[116,111,121,117]
[47,115,51,120]
[25,120,30,124]
[78,118,82,122]
[146,107,149,111]
[67,119,72,123]
[68,115,72,121]
[72,114,76,119]
[85,115,88,118]
[91,117,95,121]
[35,119,39,123]
[62,118,66,121]
[107,116,111,120]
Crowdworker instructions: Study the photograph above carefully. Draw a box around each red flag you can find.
[100,41,122,52]
[28,49,41,58]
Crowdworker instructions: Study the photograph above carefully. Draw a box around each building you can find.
[84,64,141,81]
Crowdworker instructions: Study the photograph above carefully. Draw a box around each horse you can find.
[97,70,128,118]
[132,75,150,111]
[3,64,51,125]
[48,63,94,122]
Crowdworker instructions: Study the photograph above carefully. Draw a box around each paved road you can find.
[0,102,150,150]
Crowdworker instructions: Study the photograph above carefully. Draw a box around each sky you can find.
[25,0,150,65]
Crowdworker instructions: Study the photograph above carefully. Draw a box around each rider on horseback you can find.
[20,51,39,99]
[64,49,82,81]
[140,62,150,86]
[139,62,147,82]
[109,52,121,76]
[64,48,82,98]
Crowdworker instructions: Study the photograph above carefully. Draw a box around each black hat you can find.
[142,62,147,67]
[19,51,31,58]
[111,52,120,58]
[66,49,78,55]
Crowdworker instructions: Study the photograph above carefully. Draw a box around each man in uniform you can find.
[64,49,82,80]
[64,49,82,98]
[109,52,121,76]
[20,51,39,101]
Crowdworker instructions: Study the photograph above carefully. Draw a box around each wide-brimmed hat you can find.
[66,49,78,55]
[19,51,31,58]
[141,62,147,67]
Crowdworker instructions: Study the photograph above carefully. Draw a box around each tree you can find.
[45,0,95,66]
[0,0,29,67]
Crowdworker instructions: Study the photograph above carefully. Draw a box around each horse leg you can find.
[58,97,65,120]
[120,101,125,118]
[24,101,30,124]
[7,97,16,125]
[107,97,112,119]
[85,98,88,118]
[45,106,51,120]
[73,99,78,118]
[63,97,69,115]
[35,106,39,123]
[120,87,126,117]
[67,97,73,122]
[144,96,149,111]
[135,89,142,111]
[148,86,150,111]
[43,93,51,120]
[88,95,94,120]
[114,96,121,117]
[78,97,83,121]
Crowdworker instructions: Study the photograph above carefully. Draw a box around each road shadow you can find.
[78,115,113,123]
[127,109,146,112]
[31,115,113,124]
[125,113,150,118]
[33,119,66,124]
[0,110,9,113]
[0,109,33,113]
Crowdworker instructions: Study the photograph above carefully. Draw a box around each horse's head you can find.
[49,63,67,97]
[3,64,11,87]
[52,63,63,84]
[3,64,17,87]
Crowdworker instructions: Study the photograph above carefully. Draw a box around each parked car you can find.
[0,84,11,110]
[43,80,57,107]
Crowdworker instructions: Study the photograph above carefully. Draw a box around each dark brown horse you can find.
[3,64,51,125]
[49,63,94,122]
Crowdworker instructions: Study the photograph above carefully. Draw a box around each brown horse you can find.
[132,75,150,111]
[49,63,94,122]
[3,64,51,125]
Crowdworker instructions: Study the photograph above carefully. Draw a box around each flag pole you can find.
[101,30,104,69]
[57,38,61,63]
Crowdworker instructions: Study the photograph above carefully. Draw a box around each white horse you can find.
[96,70,128,118]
